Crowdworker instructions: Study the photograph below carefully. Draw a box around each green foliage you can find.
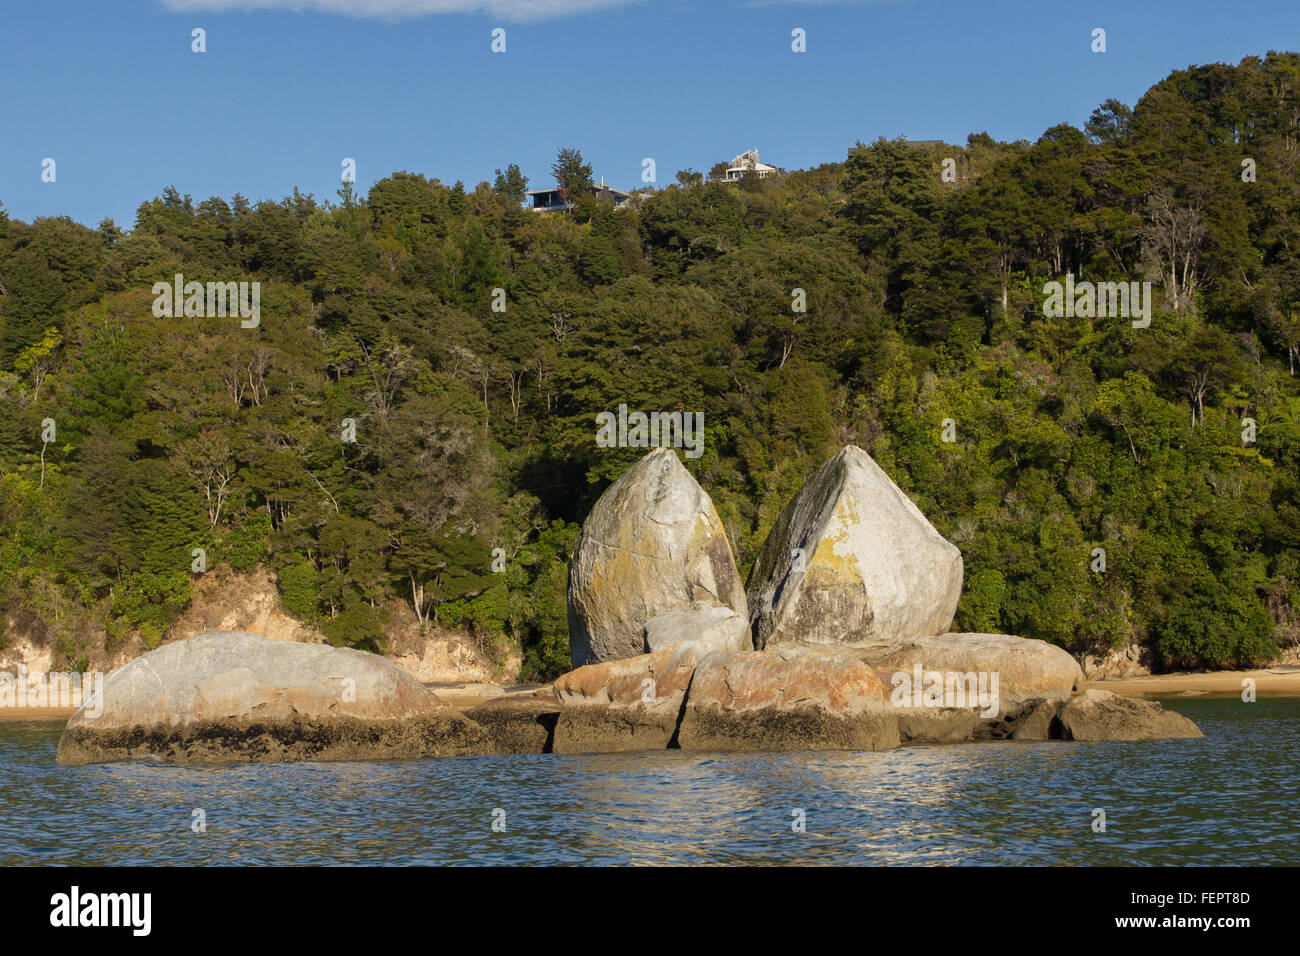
[1,53,1299,675]
[277,561,321,622]
[216,515,271,572]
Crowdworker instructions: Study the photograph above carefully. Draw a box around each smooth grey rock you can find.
[747,445,963,650]
[644,604,751,656]
[567,448,746,668]
[56,631,488,765]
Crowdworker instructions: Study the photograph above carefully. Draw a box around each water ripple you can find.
[0,699,1295,865]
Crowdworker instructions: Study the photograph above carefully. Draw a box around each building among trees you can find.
[527,179,632,212]
[719,149,779,181]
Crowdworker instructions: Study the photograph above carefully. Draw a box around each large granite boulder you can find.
[677,647,900,752]
[1054,690,1203,741]
[567,448,747,668]
[56,631,488,765]
[551,644,701,753]
[747,446,963,650]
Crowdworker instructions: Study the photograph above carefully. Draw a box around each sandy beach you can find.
[1081,665,1300,698]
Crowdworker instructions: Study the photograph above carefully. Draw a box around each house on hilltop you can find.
[527,178,632,212]
[719,149,779,181]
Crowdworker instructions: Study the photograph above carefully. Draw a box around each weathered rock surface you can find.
[864,632,1083,711]
[551,644,701,753]
[1054,689,1203,741]
[1080,642,1152,680]
[567,448,747,669]
[56,631,488,765]
[747,446,963,650]
[677,647,900,752]
[464,692,560,755]
[644,604,751,656]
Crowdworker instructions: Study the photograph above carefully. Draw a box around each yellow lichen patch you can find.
[808,529,863,582]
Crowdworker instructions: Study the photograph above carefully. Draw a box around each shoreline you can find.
[3,668,1297,724]
[1081,665,1300,698]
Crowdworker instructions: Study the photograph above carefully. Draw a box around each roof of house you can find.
[526,182,631,200]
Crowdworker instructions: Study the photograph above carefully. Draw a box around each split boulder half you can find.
[56,631,488,765]
[747,446,963,650]
[567,447,749,669]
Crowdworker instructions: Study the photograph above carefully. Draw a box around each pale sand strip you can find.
[1082,666,1300,698]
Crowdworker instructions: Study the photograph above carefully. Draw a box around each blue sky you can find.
[1,0,1296,228]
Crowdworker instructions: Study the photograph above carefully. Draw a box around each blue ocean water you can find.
[1,697,1294,865]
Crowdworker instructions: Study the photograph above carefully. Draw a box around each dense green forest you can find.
[2,53,1299,679]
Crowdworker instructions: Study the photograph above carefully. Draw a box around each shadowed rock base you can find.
[464,696,560,754]
[552,703,685,754]
[56,712,489,766]
[893,698,1060,743]
[1054,690,1203,741]
[678,705,900,752]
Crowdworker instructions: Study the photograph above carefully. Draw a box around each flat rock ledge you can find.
[859,632,1084,708]
[56,631,488,765]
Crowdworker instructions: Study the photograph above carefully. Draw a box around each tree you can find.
[1141,189,1206,312]
[551,147,594,208]
[492,163,529,203]
[1085,98,1134,144]
[1165,325,1240,426]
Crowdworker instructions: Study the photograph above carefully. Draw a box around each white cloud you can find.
[159,0,650,22]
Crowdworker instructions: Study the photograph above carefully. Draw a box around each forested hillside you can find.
[3,53,1299,679]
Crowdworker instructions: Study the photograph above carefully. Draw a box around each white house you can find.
[721,149,779,181]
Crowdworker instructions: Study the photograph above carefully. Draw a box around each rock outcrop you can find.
[567,448,747,668]
[551,644,701,753]
[56,631,488,765]
[1054,689,1203,741]
[863,632,1083,710]
[677,647,900,752]
[464,692,560,755]
[746,446,963,650]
